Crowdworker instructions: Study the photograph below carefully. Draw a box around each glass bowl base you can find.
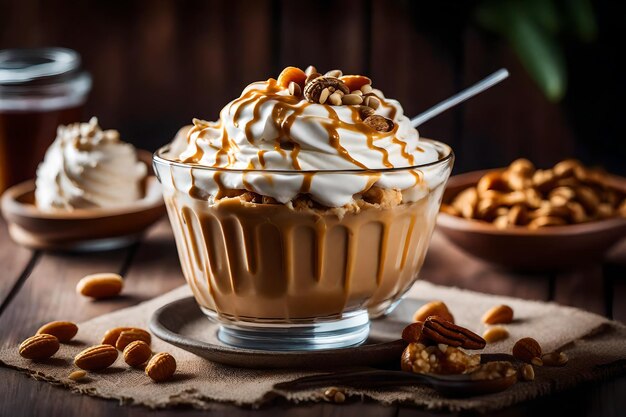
[202,308,370,351]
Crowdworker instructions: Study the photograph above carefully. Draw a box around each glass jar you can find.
[0,48,92,191]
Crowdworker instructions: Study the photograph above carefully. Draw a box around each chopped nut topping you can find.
[361,84,373,94]
[305,72,322,85]
[469,361,517,381]
[324,69,343,78]
[329,92,343,106]
[342,93,363,105]
[303,76,349,104]
[319,87,331,104]
[401,342,480,375]
[364,95,380,109]
[288,81,301,97]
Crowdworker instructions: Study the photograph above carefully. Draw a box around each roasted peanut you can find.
[443,159,626,228]
[412,301,454,323]
[509,158,535,177]
[477,171,508,195]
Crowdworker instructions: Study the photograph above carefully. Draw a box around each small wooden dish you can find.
[437,169,626,271]
[0,150,166,251]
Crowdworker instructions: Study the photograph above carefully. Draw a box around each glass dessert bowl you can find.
[154,66,454,350]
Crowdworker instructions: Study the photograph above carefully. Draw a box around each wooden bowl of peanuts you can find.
[437,159,626,270]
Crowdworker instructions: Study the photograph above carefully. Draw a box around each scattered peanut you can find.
[36,321,78,342]
[115,328,151,350]
[412,300,455,323]
[68,370,88,381]
[482,305,514,325]
[482,326,509,344]
[19,334,60,360]
[123,340,152,367]
[76,273,124,299]
[146,352,176,382]
[74,344,118,371]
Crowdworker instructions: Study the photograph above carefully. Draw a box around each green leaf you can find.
[475,0,567,101]
[565,0,598,42]
[506,9,567,101]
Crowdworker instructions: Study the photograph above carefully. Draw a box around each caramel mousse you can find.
[154,66,453,348]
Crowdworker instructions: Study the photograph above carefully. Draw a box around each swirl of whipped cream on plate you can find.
[168,75,449,208]
[35,117,147,210]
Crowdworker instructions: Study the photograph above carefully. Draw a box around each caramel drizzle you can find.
[214,171,226,199]
[213,126,230,166]
[244,95,272,145]
[186,122,212,163]
[379,96,397,120]
[189,78,421,173]
[409,169,422,186]
[258,150,266,168]
[400,215,417,269]
[392,138,415,165]
[300,173,313,193]
[279,103,307,170]
[324,107,368,170]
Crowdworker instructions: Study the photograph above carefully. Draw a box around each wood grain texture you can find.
[607,239,626,323]
[552,266,606,316]
[423,232,550,301]
[279,0,369,75]
[460,27,576,173]
[612,276,626,323]
[0,220,625,416]
[121,220,186,300]
[370,0,458,146]
[0,376,398,417]
[0,0,587,173]
[0,245,131,348]
[0,220,36,305]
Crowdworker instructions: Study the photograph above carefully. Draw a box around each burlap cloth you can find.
[2,281,626,413]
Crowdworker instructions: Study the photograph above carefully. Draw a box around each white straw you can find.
[410,68,509,128]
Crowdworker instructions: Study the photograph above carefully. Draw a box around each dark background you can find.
[1,0,624,174]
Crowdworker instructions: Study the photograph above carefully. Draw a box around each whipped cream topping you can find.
[165,73,449,208]
[35,117,147,210]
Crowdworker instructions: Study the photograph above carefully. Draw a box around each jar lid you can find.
[0,47,82,85]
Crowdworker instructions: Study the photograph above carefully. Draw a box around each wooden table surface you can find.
[1,218,625,417]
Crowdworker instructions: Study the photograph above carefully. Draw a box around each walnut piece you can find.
[303,76,349,103]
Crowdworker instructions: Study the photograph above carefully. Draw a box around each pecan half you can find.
[303,76,349,103]
[421,316,486,350]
